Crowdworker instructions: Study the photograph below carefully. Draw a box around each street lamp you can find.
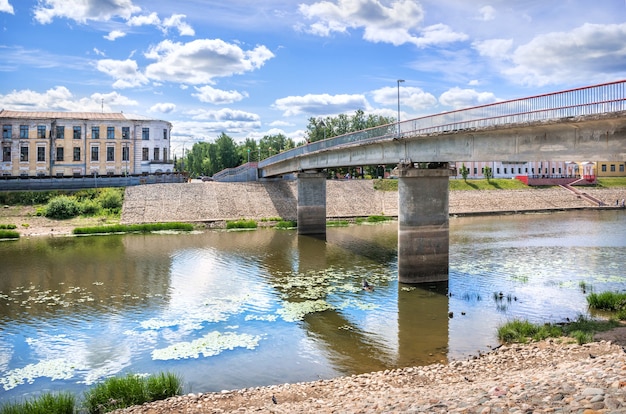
[397,79,405,137]
[247,148,250,163]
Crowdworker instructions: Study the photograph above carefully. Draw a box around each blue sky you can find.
[1,0,626,154]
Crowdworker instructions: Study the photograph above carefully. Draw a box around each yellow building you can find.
[0,110,173,177]
[596,161,626,177]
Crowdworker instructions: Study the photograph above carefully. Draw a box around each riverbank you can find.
[114,338,626,413]
[1,182,624,237]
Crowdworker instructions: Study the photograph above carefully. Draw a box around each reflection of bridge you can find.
[218,81,626,284]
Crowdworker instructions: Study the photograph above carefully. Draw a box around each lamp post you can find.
[397,79,405,137]
[247,148,250,163]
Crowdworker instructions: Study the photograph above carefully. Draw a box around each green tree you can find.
[460,163,469,182]
[215,133,240,171]
[483,165,493,183]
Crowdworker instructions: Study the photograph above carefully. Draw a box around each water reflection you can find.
[0,210,624,402]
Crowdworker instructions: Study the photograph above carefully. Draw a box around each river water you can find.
[0,210,624,402]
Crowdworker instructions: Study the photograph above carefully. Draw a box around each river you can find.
[0,209,624,402]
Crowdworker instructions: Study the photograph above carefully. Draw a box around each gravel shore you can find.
[116,339,626,413]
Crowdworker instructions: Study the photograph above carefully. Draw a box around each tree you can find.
[460,163,469,182]
[483,165,493,183]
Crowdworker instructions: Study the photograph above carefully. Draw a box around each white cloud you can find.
[93,48,106,57]
[173,109,263,137]
[126,11,160,27]
[298,0,466,47]
[438,87,497,109]
[0,0,14,14]
[473,38,513,59]
[104,30,126,41]
[0,86,137,112]
[477,5,495,21]
[144,39,275,85]
[150,102,176,113]
[96,58,149,88]
[162,14,195,36]
[269,120,293,127]
[192,85,248,104]
[504,22,626,86]
[273,93,370,116]
[34,0,140,24]
[371,86,437,112]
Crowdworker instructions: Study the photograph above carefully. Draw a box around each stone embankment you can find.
[117,339,626,413]
[121,180,626,224]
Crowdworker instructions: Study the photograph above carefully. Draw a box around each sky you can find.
[1,0,626,154]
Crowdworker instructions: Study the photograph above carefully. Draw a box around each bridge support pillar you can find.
[297,171,327,236]
[397,163,450,284]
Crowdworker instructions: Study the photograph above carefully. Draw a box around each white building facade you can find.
[0,110,173,177]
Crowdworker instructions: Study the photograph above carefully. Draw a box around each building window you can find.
[122,127,130,139]
[56,126,64,139]
[56,147,64,161]
[2,125,12,139]
[610,164,616,172]
[496,168,500,174]
[20,146,28,161]
[107,127,115,139]
[91,146,99,161]
[142,128,149,140]
[2,146,10,161]
[142,147,149,161]
[503,168,507,174]
[473,167,477,174]
[122,146,129,161]
[37,146,45,162]
[153,147,159,161]
[37,125,46,139]
[73,147,81,161]
[558,168,562,174]
[20,125,29,139]
[107,147,114,161]
[73,126,81,139]
[163,148,167,161]
[92,126,100,139]
[620,164,625,173]
[601,164,607,172]
[163,129,168,140]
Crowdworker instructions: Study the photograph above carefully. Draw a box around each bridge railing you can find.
[260,80,626,168]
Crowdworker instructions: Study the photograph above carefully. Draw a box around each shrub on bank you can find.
[44,196,81,219]
[587,291,626,312]
[275,220,297,229]
[0,230,20,239]
[497,316,619,345]
[0,224,17,229]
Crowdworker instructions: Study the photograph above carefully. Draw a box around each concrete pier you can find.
[297,171,327,236]
[397,164,450,284]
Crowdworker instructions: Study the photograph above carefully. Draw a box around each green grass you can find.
[0,224,17,229]
[587,291,626,311]
[596,177,626,188]
[365,215,392,223]
[449,178,528,190]
[83,372,182,413]
[226,219,258,229]
[275,220,297,229]
[0,229,20,239]
[73,222,194,235]
[374,177,529,191]
[0,392,76,414]
[327,220,350,227]
[497,316,620,345]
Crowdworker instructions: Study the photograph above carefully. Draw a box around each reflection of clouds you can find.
[0,338,12,372]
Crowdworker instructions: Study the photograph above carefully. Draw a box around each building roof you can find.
[0,110,170,125]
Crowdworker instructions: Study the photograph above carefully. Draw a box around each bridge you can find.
[221,81,626,284]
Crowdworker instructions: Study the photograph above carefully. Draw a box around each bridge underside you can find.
[260,112,626,178]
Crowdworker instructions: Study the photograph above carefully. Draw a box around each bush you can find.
[44,196,81,219]
[275,220,297,229]
[587,291,626,311]
[83,372,182,413]
[0,224,17,229]
[97,188,123,211]
[0,392,75,414]
[80,199,101,216]
[73,222,193,235]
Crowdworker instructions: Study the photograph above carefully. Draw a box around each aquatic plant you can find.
[497,316,618,344]
[586,291,626,311]
[326,220,349,227]
[275,220,297,229]
[151,331,262,360]
[365,215,392,223]
[226,219,257,229]
[73,222,194,235]
[83,371,182,413]
[0,391,75,414]
[0,230,19,239]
